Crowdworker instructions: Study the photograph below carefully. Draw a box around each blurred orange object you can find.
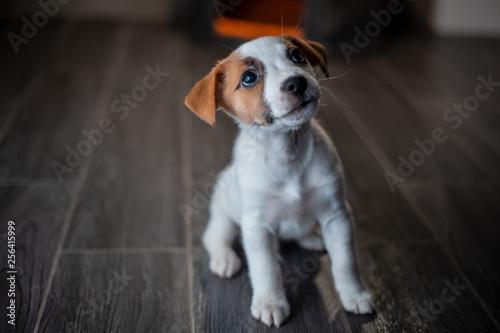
[212,0,305,40]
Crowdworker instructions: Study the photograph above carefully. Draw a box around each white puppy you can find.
[185,35,374,327]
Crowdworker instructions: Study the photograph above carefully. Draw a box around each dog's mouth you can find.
[281,98,318,119]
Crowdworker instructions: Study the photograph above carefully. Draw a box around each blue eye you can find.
[242,71,258,86]
[290,48,305,63]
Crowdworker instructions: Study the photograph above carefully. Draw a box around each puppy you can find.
[185,35,374,327]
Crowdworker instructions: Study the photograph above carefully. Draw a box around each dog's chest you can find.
[261,170,323,238]
[234,122,338,225]
[243,128,326,204]
[262,160,321,221]
[271,174,303,204]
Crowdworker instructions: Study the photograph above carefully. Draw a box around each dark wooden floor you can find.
[1,19,500,333]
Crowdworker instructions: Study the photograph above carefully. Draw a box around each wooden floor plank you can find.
[37,253,190,333]
[324,62,486,182]
[382,36,500,183]
[406,183,500,323]
[348,242,498,332]
[0,185,72,333]
[64,26,187,248]
[0,22,119,182]
[0,20,69,127]
[2,20,499,332]
[315,100,434,243]
[401,35,500,96]
[325,41,500,330]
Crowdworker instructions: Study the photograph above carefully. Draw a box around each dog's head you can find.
[185,35,328,131]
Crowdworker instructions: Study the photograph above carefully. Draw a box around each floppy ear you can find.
[283,35,329,78]
[184,65,222,127]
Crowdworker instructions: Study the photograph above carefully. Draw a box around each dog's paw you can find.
[339,289,375,314]
[251,294,290,327]
[297,233,325,251]
[209,248,241,278]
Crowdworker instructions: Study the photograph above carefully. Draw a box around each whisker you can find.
[320,86,352,109]
[289,129,303,161]
[317,92,337,131]
[258,106,274,125]
[289,14,304,39]
[280,5,284,37]
[239,106,272,139]
[299,126,309,148]
[321,86,350,93]
[214,41,235,51]
[312,45,330,80]
[318,67,355,81]
[248,123,266,160]
[252,124,260,142]
[314,55,328,78]
[241,122,258,138]
[316,67,329,81]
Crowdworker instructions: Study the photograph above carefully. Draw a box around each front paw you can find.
[209,248,241,278]
[251,294,290,327]
[339,289,375,314]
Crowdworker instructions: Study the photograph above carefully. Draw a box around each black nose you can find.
[283,76,307,96]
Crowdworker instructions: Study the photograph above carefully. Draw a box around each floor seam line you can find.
[181,67,195,333]
[62,247,187,254]
[332,92,500,330]
[32,22,133,333]
[368,56,500,188]
[0,20,78,147]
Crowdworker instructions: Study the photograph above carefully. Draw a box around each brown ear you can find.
[283,35,329,78]
[184,65,221,127]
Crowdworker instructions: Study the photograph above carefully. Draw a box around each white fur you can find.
[201,37,374,327]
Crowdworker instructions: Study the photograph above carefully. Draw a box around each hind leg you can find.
[202,191,241,278]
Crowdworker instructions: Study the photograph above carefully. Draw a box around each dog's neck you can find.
[236,120,314,168]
